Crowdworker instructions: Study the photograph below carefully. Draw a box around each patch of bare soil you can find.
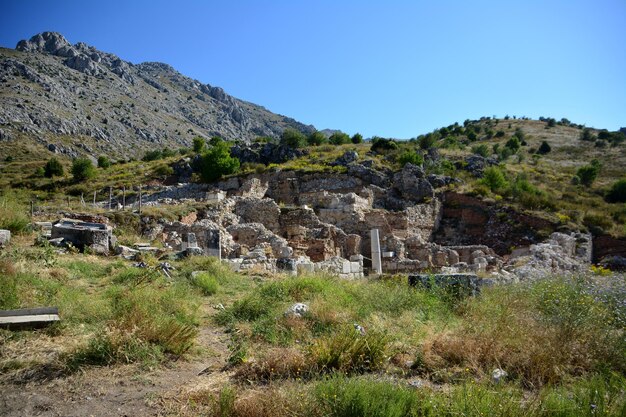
[0,303,232,417]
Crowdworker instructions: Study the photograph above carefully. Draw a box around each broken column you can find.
[205,229,221,259]
[370,229,382,275]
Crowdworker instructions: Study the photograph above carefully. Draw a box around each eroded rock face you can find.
[392,164,435,203]
[3,32,316,158]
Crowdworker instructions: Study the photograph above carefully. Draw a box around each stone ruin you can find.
[30,156,617,280]
[131,160,602,280]
[50,218,115,254]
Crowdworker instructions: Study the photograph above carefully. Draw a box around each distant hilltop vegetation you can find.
[0,32,315,158]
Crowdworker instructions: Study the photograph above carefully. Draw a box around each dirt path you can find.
[0,302,232,417]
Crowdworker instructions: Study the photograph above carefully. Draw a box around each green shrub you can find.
[309,326,388,374]
[0,260,19,309]
[329,132,351,145]
[471,144,490,157]
[153,164,174,177]
[351,133,363,144]
[537,140,551,154]
[280,129,307,148]
[580,128,596,142]
[198,141,240,182]
[44,157,64,177]
[505,136,521,152]
[397,150,423,167]
[315,377,418,417]
[307,131,328,146]
[142,149,163,161]
[192,272,219,296]
[576,159,601,187]
[192,136,206,153]
[419,132,439,149]
[480,166,508,192]
[97,155,111,169]
[606,179,626,203]
[370,137,398,153]
[0,190,30,233]
[71,158,96,181]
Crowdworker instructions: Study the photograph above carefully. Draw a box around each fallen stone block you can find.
[0,229,11,247]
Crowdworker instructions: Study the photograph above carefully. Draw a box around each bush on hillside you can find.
[351,133,363,144]
[97,155,111,168]
[198,141,240,182]
[606,179,626,203]
[471,144,490,157]
[537,141,551,154]
[192,136,206,153]
[370,137,398,153]
[480,166,508,193]
[44,157,64,178]
[397,150,423,167]
[329,132,351,145]
[575,159,601,187]
[307,131,328,146]
[71,158,96,181]
[280,129,307,148]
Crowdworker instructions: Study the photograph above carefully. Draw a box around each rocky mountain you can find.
[0,32,315,159]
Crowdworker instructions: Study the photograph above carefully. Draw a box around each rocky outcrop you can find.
[2,32,315,158]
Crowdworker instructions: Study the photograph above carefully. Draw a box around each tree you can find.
[351,133,363,144]
[192,137,206,153]
[329,132,351,145]
[71,158,96,181]
[199,141,240,182]
[307,131,328,146]
[280,129,307,148]
[44,157,64,178]
[606,178,626,203]
[537,141,551,154]
[97,155,111,168]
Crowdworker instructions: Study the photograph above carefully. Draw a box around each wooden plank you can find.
[0,314,60,330]
[0,307,59,317]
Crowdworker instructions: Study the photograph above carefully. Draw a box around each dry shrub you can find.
[235,347,308,382]
[232,388,305,417]
[422,280,625,387]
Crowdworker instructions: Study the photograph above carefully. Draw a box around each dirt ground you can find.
[0,305,231,417]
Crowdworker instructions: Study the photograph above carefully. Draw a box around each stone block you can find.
[350,262,361,273]
[0,229,11,247]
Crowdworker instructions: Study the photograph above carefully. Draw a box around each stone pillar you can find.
[370,229,382,275]
[206,229,221,260]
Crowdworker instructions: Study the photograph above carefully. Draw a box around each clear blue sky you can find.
[1,0,624,138]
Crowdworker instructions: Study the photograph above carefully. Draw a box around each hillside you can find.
[0,32,315,160]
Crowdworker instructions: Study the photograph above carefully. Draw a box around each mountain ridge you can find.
[0,32,315,159]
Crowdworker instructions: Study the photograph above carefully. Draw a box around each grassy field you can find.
[1,229,624,415]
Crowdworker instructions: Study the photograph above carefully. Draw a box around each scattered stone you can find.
[285,303,309,318]
[491,368,508,383]
[331,150,359,166]
[353,323,366,336]
[0,229,10,247]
